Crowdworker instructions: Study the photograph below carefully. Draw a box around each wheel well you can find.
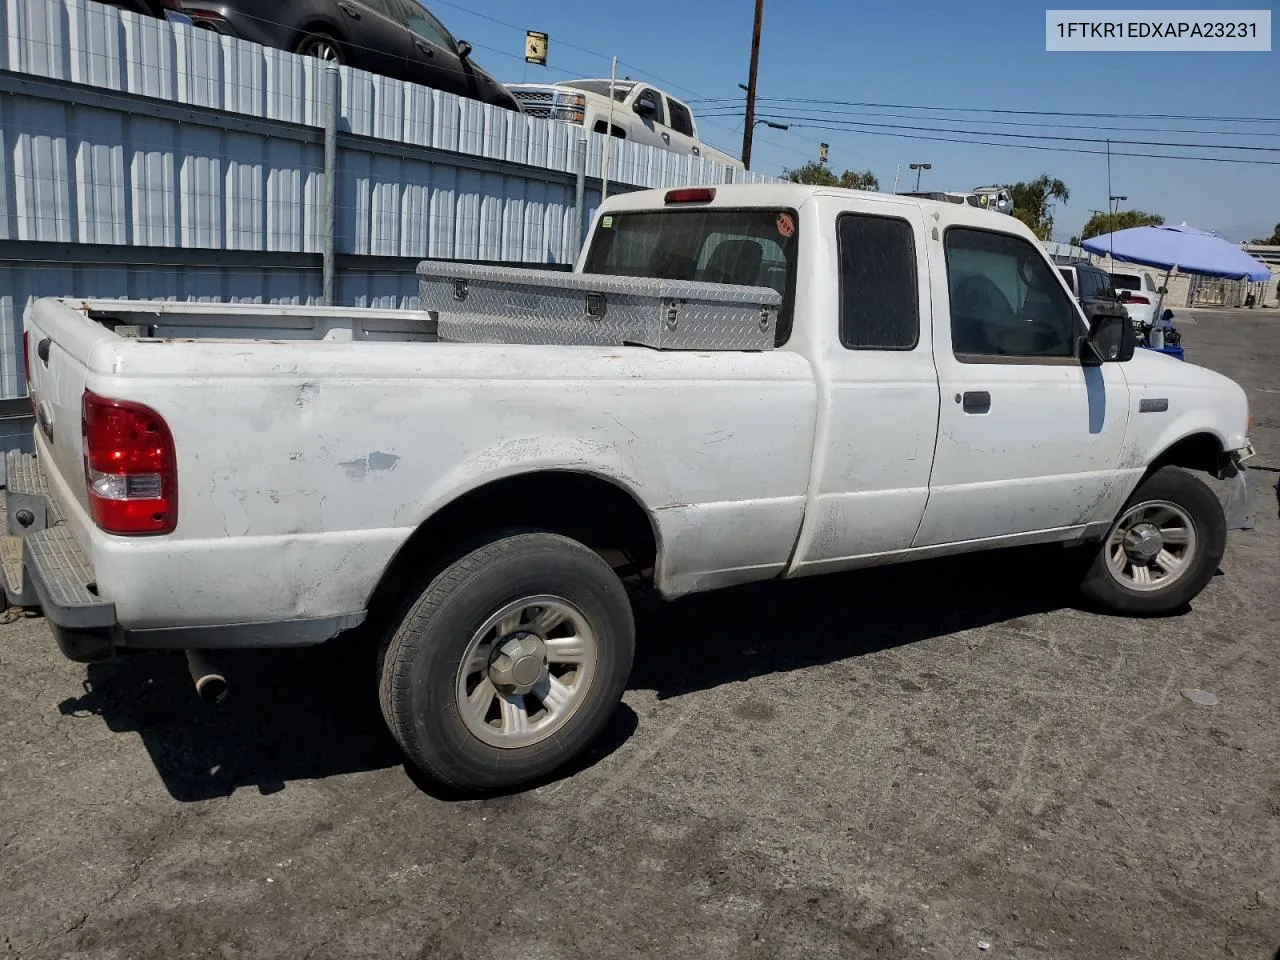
[364,471,659,624]
[293,22,345,53]
[1148,432,1224,477]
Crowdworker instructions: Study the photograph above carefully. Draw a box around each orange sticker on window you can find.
[776,213,795,238]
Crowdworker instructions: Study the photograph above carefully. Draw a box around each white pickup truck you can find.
[506,78,743,169]
[8,184,1256,794]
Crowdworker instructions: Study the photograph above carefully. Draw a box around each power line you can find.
[696,113,1280,152]
[698,106,1280,138]
[690,96,1280,124]
[763,124,1280,166]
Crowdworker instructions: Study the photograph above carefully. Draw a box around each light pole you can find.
[754,119,789,131]
[1109,194,1127,216]
[909,162,932,191]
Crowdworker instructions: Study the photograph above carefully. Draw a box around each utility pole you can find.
[741,0,763,171]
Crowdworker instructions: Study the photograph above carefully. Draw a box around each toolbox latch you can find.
[585,292,607,319]
[452,279,469,301]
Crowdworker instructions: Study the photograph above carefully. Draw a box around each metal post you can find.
[321,62,339,306]
[741,0,763,170]
[574,136,588,260]
[601,56,617,202]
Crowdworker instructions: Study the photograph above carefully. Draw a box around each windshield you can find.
[1110,273,1142,290]
[563,80,634,101]
[584,208,800,345]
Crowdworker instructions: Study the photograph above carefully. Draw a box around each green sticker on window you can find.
[601,216,614,229]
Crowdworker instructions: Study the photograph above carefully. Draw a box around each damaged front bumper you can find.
[1222,441,1257,531]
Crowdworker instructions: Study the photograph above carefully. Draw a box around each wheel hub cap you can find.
[1123,522,1163,563]
[488,632,548,696]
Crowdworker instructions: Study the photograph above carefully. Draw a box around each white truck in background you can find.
[506,78,744,169]
[6,184,1256,795]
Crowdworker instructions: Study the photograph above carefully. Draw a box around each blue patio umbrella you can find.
[1082,224,1272,281]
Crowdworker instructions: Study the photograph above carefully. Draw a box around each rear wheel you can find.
[1079,466,1226,615]
[295,31,346,64]
[378,532,634,793]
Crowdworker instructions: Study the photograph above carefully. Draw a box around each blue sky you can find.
[430,0,1278,242]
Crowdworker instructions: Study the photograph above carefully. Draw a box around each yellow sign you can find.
[525,31,548,65]
[819,143,829,163]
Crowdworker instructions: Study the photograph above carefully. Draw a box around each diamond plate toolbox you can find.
[418,262,779,351]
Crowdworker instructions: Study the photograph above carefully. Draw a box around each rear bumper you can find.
[3,452,116,662]
[2,451,365,663]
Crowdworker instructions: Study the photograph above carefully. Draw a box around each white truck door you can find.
[913,223,1131,547]
[628,87,669,149]
[664,97,702,158]
[789,199,940,575]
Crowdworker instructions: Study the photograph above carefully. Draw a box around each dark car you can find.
[179,0,519,110]
[102,0,191,21]
[1058,262,1130,327]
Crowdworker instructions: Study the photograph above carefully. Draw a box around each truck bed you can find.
[75,301,439,343]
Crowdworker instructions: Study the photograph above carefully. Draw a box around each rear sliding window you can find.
[584,208,800,345]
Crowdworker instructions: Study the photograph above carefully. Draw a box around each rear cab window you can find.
[584,208,799,345]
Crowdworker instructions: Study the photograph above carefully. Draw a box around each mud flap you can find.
[1224,464,1255,531]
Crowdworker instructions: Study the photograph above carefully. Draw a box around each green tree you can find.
[1080,209,1165,240]
[786,162,879,192]
[1251,223,1280,244]
[838,169,880,191]
[1002,174,1070,240]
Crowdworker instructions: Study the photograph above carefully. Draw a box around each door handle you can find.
[961,390,991,414]
[337,1,359,17]
[661,132,671,144]
[415,39,434,56]
[692,145,701,156]
[37,337,51,366]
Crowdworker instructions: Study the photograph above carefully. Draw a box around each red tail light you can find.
[1126,295,1150,305]
[665,188,715,204]
[82,390,178,535]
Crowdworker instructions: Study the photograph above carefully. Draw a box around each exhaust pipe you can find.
[185,649,228,704]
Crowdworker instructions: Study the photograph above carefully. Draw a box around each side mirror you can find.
[456,40,472,59]
[633,98,656,118]
[1116,289,1131,302]
[1082,313,1136,365]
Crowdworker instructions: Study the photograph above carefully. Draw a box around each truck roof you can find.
[597,183,1035,234]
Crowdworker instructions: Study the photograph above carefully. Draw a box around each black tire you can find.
[1079,466,1226,616]
[294,30,346,65]
[377,532,634,794]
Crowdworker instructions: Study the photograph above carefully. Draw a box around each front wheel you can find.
[378,532,635,794]
[1079,466,1226,616]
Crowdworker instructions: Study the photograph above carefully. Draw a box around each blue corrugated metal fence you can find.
[0,0,771,399]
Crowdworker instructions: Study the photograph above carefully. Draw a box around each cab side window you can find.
[394,0,456,49]
[667,99,695,137]
[946,227,1081,360]
[634,88,666,126]
[838,213,919,350]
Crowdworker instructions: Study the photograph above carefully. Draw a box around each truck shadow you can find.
[629,546,1074,699]
[60,547,1086,802]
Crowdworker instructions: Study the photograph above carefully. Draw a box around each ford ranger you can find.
[6,184,1256,793]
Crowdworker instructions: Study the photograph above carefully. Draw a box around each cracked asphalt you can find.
[2,308,1278,960]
